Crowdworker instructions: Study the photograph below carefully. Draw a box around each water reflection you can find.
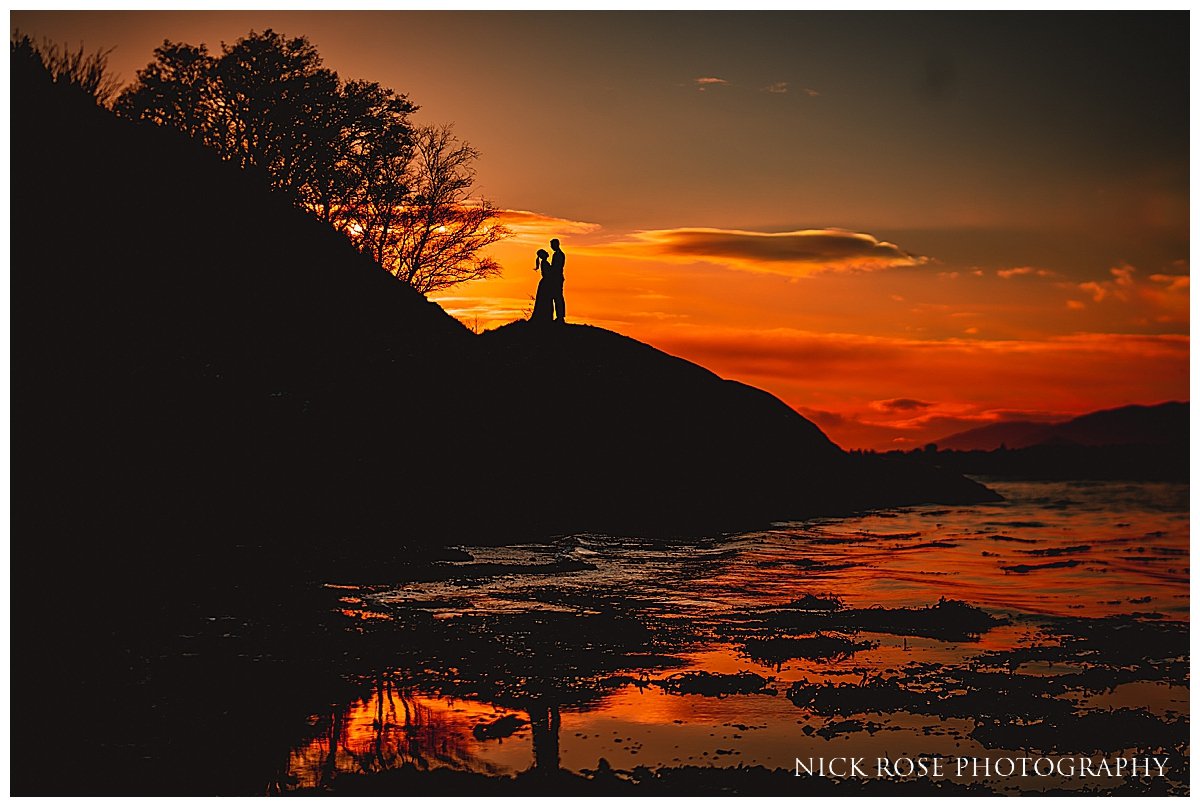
[284,480,1189,794]
[287,674,533,789]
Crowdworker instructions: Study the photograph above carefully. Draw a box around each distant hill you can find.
[1052,402,1188,446]
[933,420,1058,451]
[933,402,1188,451]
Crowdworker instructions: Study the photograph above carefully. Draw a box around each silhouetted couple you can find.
[531,238,566,324]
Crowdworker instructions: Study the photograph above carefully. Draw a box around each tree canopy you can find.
[115,29,507,294]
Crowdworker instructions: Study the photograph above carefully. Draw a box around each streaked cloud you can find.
[495,209,602,243]
[693,76,729,91]
[763,81,789,94]
[593,227,927,276]
[997,266,1056,279]
[872,398,934,412]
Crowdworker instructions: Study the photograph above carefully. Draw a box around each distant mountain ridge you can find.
[932,402,1188,451]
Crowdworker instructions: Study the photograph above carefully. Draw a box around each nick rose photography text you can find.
[795,756,1170,779]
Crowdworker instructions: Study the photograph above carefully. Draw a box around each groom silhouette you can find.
[547,238,566,324]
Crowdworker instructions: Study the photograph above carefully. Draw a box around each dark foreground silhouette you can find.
[13,50,1006,794]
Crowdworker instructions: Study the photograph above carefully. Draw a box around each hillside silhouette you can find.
[13,43,998,637]
[14,48,995,568]
[14,48,1000,793]
[933,402,1187,451]
[474,322,996,535]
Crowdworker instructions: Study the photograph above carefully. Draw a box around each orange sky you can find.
[440,218,1188,448]
[12,11,1189,449]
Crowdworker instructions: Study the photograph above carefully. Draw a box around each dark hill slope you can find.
[15,53,473,566]
[471,322,997,535]
[15,52,487,795]
[13,50,497,720]
[471,322,846,534]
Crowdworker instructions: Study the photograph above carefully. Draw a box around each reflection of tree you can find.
[288,670,518,788]
[281,592,696,789]
[318,708,342,786]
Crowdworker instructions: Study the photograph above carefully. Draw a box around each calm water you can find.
[284,479,1189,794]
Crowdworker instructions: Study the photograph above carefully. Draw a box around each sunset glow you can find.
[14,10,1188,449]
[14,11,1189,797]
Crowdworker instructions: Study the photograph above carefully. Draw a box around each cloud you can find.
[796,406,846,427]
[694,76,729,91]
[763,81,788,94]
[1111,265,1136,286]
[1149,273,1190,293]
[595,227,927,277]
[1070,263,1188,319]
[997,266,1057,279]
[802,87,820,97]
[872,398,934,412]
[1076,263,1138,304]
[495,209,601,243]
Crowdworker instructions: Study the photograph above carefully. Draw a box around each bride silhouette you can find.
[530,248,554,323]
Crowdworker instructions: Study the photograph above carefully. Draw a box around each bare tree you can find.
[331,80,416,245]
[386,124,508,295]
